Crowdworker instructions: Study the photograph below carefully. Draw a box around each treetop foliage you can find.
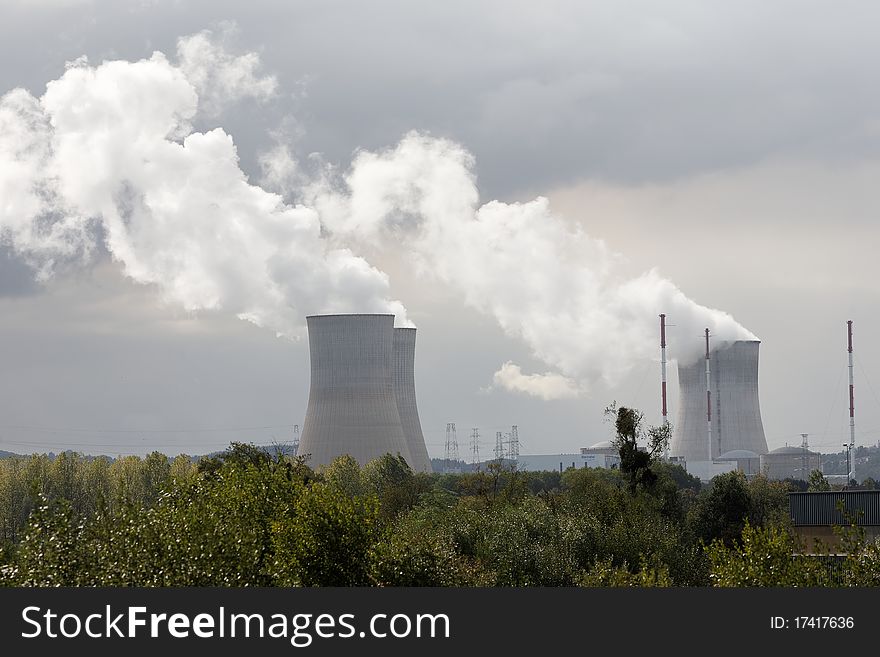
[1,416,878,587]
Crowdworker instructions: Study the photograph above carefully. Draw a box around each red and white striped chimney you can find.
[847,320,856,482]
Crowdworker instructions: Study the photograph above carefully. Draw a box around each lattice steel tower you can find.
[444,422,461,473]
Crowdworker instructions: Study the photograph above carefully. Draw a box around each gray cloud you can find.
[4,1,880,199]
[0,246,39,297]
[1,3,879,458]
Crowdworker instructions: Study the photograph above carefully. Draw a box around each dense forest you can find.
[0,407,878,587]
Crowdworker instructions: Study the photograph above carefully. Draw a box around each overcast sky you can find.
[1,0,879,460]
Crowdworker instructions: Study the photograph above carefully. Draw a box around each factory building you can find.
[717,449,761,477]
[581,440,617,456]
[789,491,880,553]
[671,340,768,480]
[298,314,431,471]
[518,444,621,473]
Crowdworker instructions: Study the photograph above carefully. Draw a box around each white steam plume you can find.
[313,132,757,397]
[1,32,754,397]
[0,31,408,337]
[492,362,583,401]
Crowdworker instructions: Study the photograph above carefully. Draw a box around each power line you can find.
[819,364,846,447]
[855,355,880,414]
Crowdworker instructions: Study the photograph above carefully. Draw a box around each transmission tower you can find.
[445,423,460,473]
[292,424,300,456]
[495,431,505,463]
[509,425,520,467]
[471,428,481,467]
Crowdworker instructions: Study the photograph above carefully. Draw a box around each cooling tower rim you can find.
[306,313,395,319]
[709,338,762,353]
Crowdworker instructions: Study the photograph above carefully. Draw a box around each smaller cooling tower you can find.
[298,314,412,469]
[671,340,768,462]
[393,328,432,473]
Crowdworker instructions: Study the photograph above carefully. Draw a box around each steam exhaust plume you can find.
[0,30,408,338]
[0,31,755,399]
[312,132,757,397]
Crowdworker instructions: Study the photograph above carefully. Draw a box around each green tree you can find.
[606,403,668,494]
[687,470,753,546]
[0,458,27,543]
[707,522,830,587]
[169,455,197,486]
[746,474,792,528]
[5,497,85,586]
[363,453,429,524]
[808,469,831,492]
[371,502,486,586]
[271,482,378,586]
[322,454,365,498]
[578,555,672,587]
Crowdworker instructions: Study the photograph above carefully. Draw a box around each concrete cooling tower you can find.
[298,314,431,471]
[393,328,433,473]
[671,340,768,463]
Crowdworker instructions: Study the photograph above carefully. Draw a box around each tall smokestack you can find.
[392,328,432,472]
[847,320,856,482]
[660,314,668,426]
[298,314,412,469]
[671,340,768,462]
[705,328,712,461]
[660,314,669,459]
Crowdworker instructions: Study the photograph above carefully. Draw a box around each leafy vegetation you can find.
[1,423,879,587]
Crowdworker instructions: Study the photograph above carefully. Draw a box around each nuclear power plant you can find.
[298,314,432,472]
[295,312,856,484]
[670,340,769,476]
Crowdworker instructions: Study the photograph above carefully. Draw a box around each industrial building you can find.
[760,445,821,481]
[789,491,880,553]
[518,445,621,473]
[670,340,769,480]
[298,314,432,471]
[717,449,761,477]
[581,440,617,456]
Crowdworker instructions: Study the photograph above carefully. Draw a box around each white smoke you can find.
[0,31,408,337]
[492,362,583,400]
[1,32,755,397]
[313,132,758,396]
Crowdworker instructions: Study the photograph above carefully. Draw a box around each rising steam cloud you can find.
[0,30,756,398]
[312,132,758,397]
[0,30,407,338]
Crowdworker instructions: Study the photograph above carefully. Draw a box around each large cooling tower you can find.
[298,314,413,469]
[392,328,433,473]
[671,340,768,462]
